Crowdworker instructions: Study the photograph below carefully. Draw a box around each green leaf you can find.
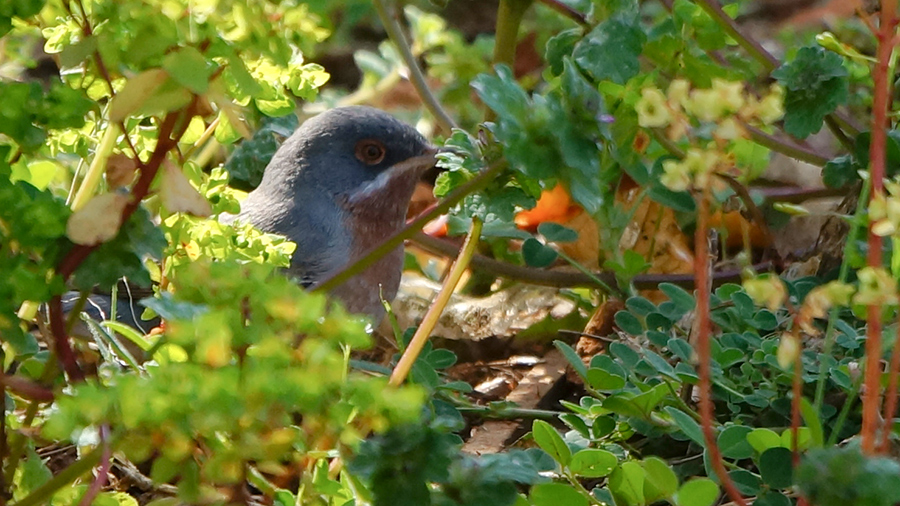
[15,446,52,499]
[538,222,578,243]
[472,65,530,122]
[225,114,299,189]
[729,469,762,496]
[555,341,589,381]
[759,447,793,489]
[799,397,824,448]
[569,449,618,478]
[648,186,696,212]
[609,342,640,369]
[642,350,677,379]
[797,446,900,506]
[717,425,753,459]
[530,483,588,506]
[592,416,616,439]
[675,478,719,506]
[531,419,571,466]
[642,456,678,502]
[545,28,582,76]
[573,13,646,85]
[587,368,627,391]
[746,428,782,454]
[609,461,646,506]
[772,46,848,139]
[426,348,457,369]
[631,383,670,414]
[625,296,657,316]
[664,407,705,447]
[603,394,646,419]
[668,338,694,362]
[522,238,558,267]
[780,426,812,452]
[162,47,213,94]
[659,283,695,312]
[753,491,792,506]
[614,310,643,335]
[821,154,859,188]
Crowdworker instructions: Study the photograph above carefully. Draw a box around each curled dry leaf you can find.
[106,153,137,188]
[66,192,130,245]
[160,161,212,217]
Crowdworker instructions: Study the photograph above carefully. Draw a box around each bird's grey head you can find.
[257,106,432,199]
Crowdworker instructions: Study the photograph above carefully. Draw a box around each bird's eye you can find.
[355,139,386,165]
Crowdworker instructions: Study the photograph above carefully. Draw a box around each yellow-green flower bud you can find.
[636,87,672,128]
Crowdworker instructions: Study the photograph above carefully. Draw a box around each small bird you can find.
[226,106,437,322]
[68,106,437,330]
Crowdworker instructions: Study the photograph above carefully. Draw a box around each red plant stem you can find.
[862,1,898,456]
[58,111,181,280]
[48,295,85,383]
[693,186,747,506]
[50,109,184,382]
[879,315,900,452]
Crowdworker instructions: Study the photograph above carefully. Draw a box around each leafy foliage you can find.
[3,0,900,505]
[772,46,850,139]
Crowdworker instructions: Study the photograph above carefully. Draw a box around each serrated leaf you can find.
[772,46,848,139]
[472,65,529,122]
[574,13,646,85]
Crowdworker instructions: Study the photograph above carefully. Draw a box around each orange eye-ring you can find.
[355,139,386,165]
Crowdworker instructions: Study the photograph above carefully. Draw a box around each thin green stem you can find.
[556,250,617,296]
[455,406,561,421]
[826,378,862,447]
[494,0,533,68]
[562,470,606,506]
[372,0,457,132]
[743,124,830,167]
[814,180,870,412]
[693,0,778,72]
